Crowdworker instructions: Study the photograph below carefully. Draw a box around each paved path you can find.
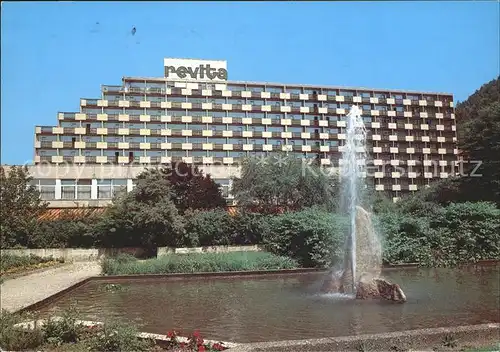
[0,261,101,312]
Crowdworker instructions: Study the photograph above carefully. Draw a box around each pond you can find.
[37,265,500,343]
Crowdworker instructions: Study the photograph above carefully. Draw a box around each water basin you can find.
[37,265,500,343]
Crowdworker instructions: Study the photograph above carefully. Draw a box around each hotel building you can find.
[29,58,458,208]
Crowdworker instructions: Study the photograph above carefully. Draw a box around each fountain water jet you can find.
[320,105,406,302]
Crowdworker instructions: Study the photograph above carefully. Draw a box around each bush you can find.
[430,202,500,263]
[378,213,432,265]
[182,210,266,247]
[262,208,347,268]
[231,212,266,245]
[86,320,152,352]
[0,253,62,274]
[379,201,500,266]
[42,306,86,346]
[182,209,234,247]
[0,310,43,351]
[101,251,298,275]
[30,219,96,248]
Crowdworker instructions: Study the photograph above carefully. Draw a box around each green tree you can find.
[0,166,47,248]
[458,102,500,204]
[232,154,339,214]
[455,77,499,142]
[163,162,226,213]
[95,168,184,248]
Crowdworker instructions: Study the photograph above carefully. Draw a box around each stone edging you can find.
[14,319,499,351]
[229,323,500,351]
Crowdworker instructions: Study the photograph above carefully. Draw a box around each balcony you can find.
[40,126,55,133]
[102,85,122,93]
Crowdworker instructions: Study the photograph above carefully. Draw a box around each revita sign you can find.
[163,58,227,81]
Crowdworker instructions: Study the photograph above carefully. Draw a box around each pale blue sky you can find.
[1,1,499,164]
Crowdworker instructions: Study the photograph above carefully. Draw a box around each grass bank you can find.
[0,254,64,280]
[101,252,299,275]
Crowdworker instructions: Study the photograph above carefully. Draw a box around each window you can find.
[97,179,127,199]
[213,179,230,196]
[267,126,283,132]
[210,138,226,144]
[77,179,92,199]
[189,138,206,144]
[61,149,77,156]
[61,180,76,200]
[248,86,264,92]
[39,150,57,156]
[146,150,163,157]
[285,87,301,94]
[104,122,122,128]
[168,137,186,144]
[125,136,144,143]
[248,112,265,119]
[227,85,245,92]
[168,124,185,130]
[31,179,56,200]
[60,121,80,128]
[191,151,207,157]
[266,86,283,93]
[39,135,58,141]
[248,99,264,106]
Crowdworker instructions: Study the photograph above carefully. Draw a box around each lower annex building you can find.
[29,58,458,208]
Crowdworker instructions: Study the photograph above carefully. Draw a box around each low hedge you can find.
[0,254,63,275]
[101,252,298,275]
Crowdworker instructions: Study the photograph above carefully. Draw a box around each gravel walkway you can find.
[0,261,101,312]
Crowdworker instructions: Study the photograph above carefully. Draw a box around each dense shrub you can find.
[86,320,152,352]
[231,212,266,245]
[182,209,234,247]
[378,213,432,265]
[182,210,265,247]
[101,251,298,275]
[429,202,500,263]
[29,219,96,248]
[262,208,347,268]
[42,307,85,346]
[0,310,43,351]
[379,201,500,266]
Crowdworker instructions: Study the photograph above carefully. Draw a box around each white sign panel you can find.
[163,58,227,82]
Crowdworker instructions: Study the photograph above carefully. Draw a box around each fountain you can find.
[321,105,406,302]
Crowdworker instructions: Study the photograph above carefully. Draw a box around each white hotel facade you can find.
[25,58,458,208]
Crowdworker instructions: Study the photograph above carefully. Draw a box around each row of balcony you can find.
[58,110,456,121]
[34,154,458,173]
[36,143,458,154]
[80,99,455,112]
[98,87,454,106]
[36,134,457,148]
[37,123,457,136]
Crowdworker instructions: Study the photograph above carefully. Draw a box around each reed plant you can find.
[101,251,298,275]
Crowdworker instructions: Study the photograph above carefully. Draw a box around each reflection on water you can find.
[37,266,500,343]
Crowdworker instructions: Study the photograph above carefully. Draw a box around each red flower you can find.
[167,330,175,338]
[193,330,201,337]
[179,342,187,349]
[212,342,226,351]
[198,345,206,352]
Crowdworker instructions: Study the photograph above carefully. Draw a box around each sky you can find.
[1,1,499,165]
